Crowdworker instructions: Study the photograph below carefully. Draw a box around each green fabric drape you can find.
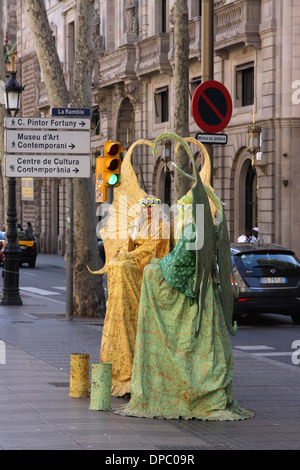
[113,132,253,420]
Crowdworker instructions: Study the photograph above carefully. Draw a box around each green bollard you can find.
[89,362,112,410]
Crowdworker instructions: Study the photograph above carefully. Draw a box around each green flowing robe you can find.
[115,223,254,420]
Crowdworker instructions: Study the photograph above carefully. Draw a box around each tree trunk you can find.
[174,0,190,202]
[23,0,69,107]
[71,0,106,317]
[23,0,105,317]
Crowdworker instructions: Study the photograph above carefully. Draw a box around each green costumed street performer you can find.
[114,133,255,421]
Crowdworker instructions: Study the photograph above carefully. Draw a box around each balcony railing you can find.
[215,0,261,56]
[135,34,172,76]
[98,44,136,87]
[168,17,202,62]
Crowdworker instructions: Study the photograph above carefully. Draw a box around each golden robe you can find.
[100,217,170,397]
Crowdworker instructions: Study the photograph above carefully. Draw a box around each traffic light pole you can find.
[107,187,113,205]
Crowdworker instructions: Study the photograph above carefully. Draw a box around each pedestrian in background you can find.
[237,230,251,242]
[250,227,263,243]
[25,222,34,240]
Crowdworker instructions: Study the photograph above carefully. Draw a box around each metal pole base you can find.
[1,291,22,306]
[1,243,22,306]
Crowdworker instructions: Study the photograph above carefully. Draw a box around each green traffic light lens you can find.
[107,174,118,186]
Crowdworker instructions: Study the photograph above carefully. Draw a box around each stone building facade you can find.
[4,0,300,257]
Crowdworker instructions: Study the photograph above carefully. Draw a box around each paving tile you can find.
[1,280,300,450]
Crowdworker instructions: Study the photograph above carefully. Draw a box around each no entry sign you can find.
[191,80,232,133]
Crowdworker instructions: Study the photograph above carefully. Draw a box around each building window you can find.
[199,1,202,16]
[245,162,257,231]
[162,0,167,33]
[164,170,171,208]
[67,21,75,73]
[154,87,169,123]
[236,63,254,107]
[91,106,100,135]
[189,0,202,17]
[189,76,201,98]
[50,23,57,47]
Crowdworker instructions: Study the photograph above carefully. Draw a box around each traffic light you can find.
[103,141,123,187]
[95,141,123,203]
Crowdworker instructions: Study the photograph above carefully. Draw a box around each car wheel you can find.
[291,314,300,325]
[29,260,36,268]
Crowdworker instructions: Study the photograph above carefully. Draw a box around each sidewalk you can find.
[0,254,300,451]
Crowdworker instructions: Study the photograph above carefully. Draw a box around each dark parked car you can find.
[0,231,37,268]
[231,242,300,324]
[0,231,5,249]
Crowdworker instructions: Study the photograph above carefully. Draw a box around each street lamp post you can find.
[247,122,268,176]
[1,71,25,306]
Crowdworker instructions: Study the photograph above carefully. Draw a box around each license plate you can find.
[20,246,27,250]
[259,277,287,284]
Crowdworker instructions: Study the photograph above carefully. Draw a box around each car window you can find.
[236,253,300,276]
[0,232,5,240]
[18,232,31,241]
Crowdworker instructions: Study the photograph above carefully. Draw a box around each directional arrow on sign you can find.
[4,154,91,178]
[5,117,91,130]
[5,129,90,155]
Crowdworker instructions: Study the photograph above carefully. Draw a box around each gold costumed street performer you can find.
[89,140,170,397]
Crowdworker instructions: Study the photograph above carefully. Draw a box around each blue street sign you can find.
[51,107,91,117]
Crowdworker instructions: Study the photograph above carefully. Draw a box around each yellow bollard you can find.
[89,362,112,410]
[69,353,90,398]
